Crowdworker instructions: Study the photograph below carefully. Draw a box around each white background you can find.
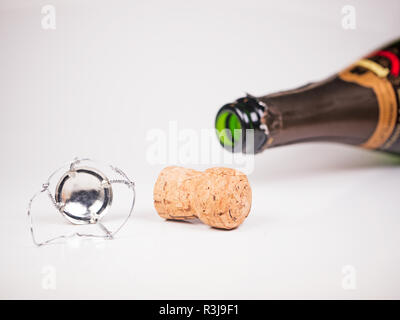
[1,0,400,299]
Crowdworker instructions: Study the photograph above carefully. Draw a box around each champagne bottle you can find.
[215,39,400,155]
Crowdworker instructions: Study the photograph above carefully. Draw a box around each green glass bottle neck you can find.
[215,76,381,153]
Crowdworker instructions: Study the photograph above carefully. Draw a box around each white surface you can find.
[1,0,400,299]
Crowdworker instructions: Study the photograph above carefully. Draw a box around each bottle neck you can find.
[215,75,381,153]
[258,75,379,149]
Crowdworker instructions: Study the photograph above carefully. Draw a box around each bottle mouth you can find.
[215,109,243,147]
[215,96,268,153]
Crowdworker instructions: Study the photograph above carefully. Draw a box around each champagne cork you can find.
[153,166,252,229]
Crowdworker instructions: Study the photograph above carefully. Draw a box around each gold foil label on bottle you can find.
[355,59,390,78]
[339,62,397,150]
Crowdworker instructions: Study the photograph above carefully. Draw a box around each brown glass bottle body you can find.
[215,40,400,155]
